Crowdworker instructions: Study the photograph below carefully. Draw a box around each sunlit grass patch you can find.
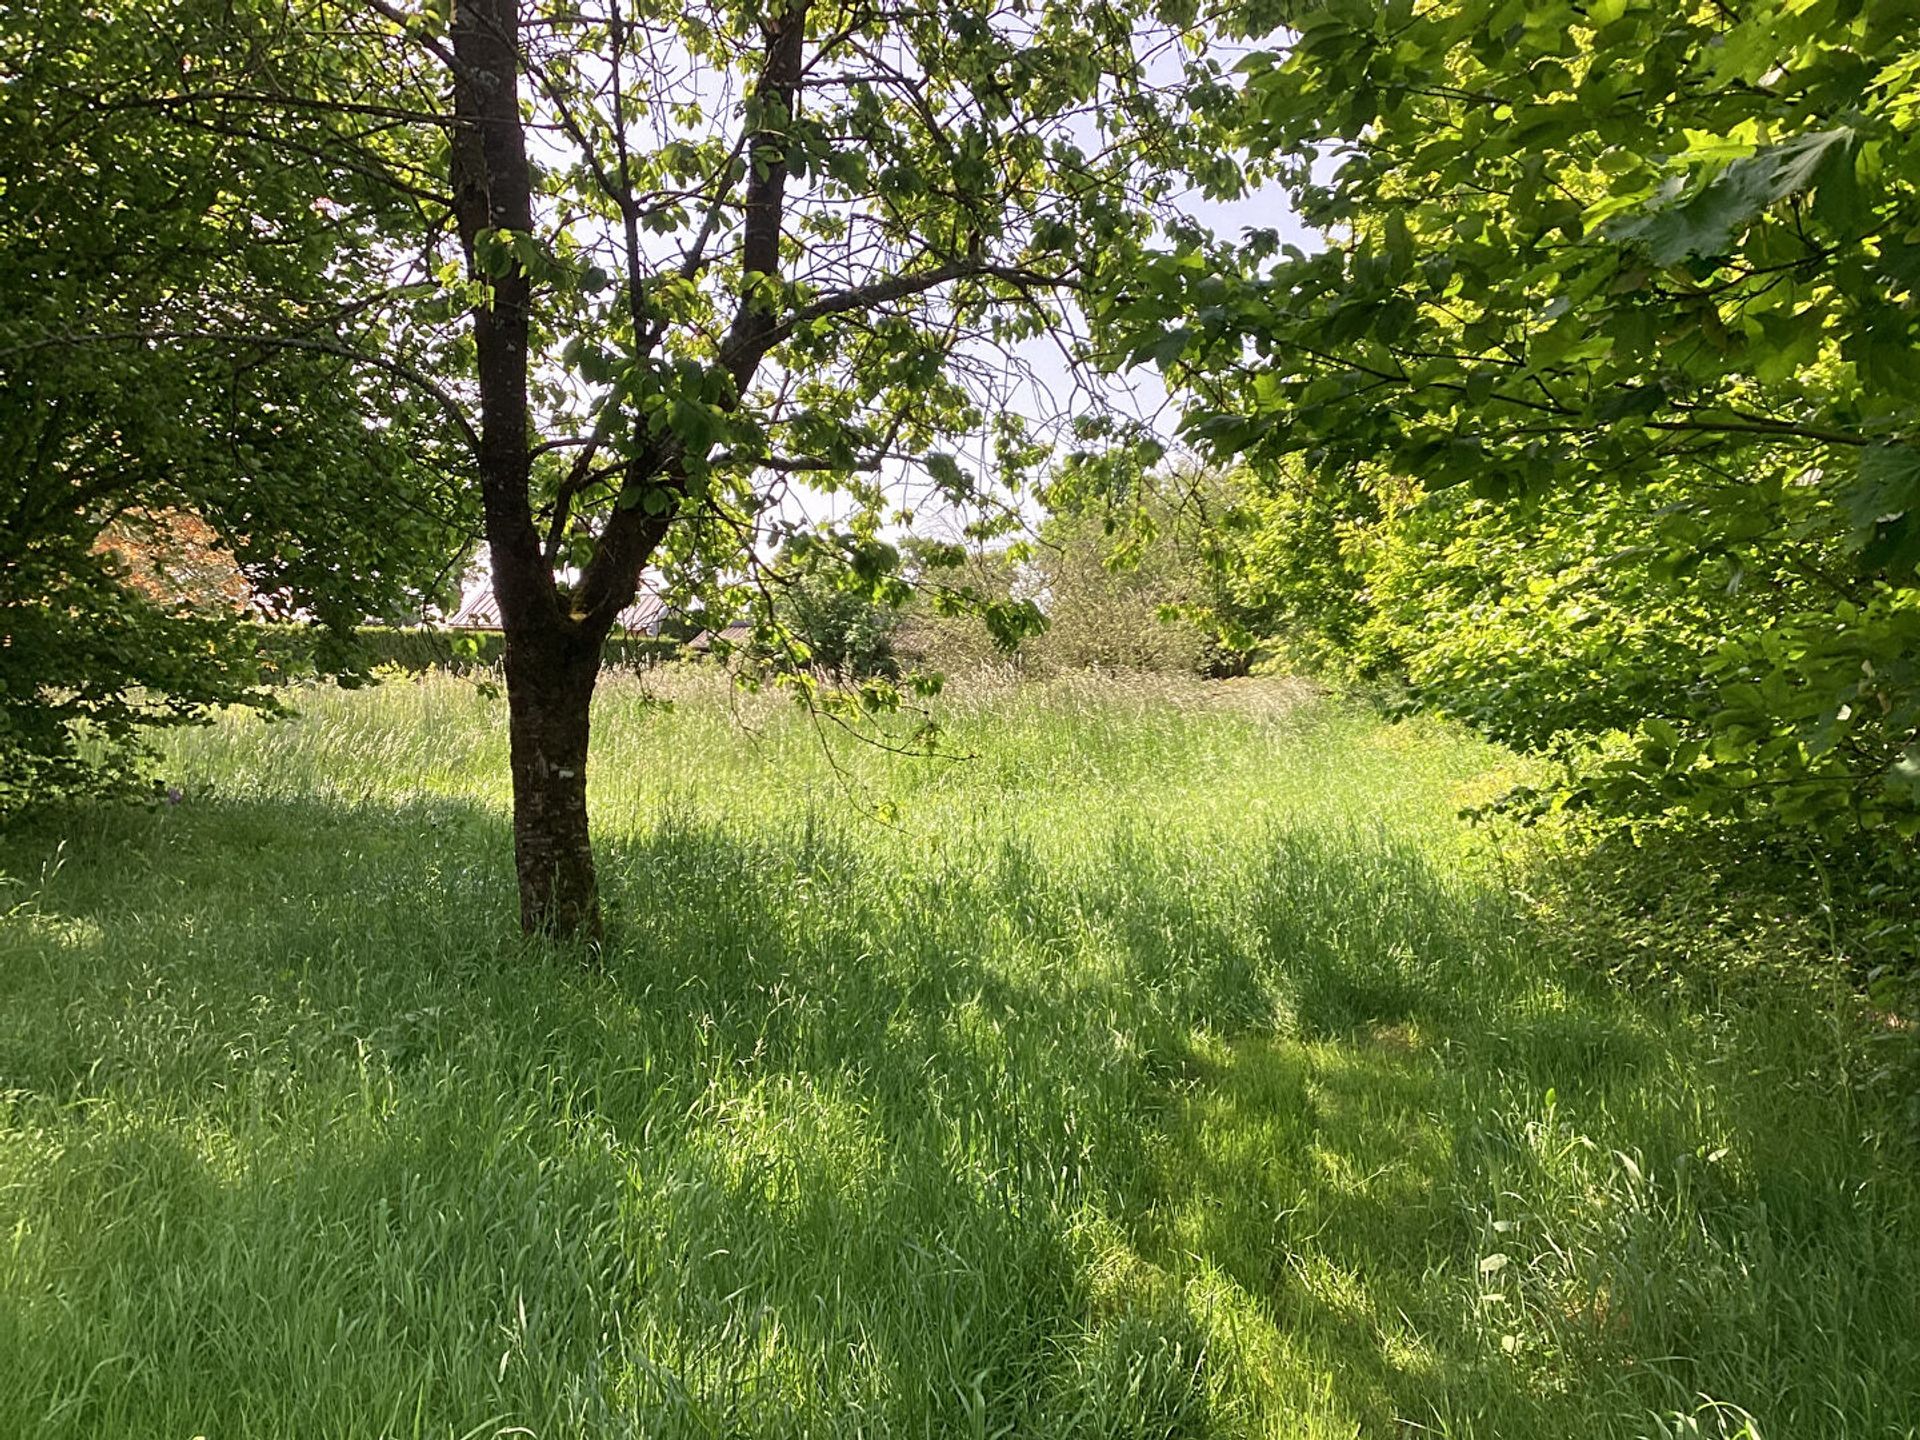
[1,672,1915,1437]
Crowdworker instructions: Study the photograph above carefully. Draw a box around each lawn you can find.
[1,671,1915,1438]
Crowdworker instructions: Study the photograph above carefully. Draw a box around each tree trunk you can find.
[503,631,603,941]
[450,0,609,942]
[443,0,776,943]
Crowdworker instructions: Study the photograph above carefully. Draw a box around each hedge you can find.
[251,624,682,682]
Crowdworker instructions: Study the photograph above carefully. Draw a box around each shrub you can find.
[895,481,1240,679]
[250,625,680,679]
[1220,454,1920,877]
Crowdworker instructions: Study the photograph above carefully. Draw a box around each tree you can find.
[174,0,1226,939]
[1211,451,1880,814]
[1,0,472,809]
[1107,0,1920,841]
[1025,465,1250,675]
[764,548,904,683]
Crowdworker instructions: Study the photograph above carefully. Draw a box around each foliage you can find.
[2,676,1915,1435]
[98,510,252,613]
[349,625,676,677]
[893,542,1029,674]
[1209,442,1920,851]
[762,552,903,682]
[106,0,1254,932]
[1385,467,1920,840]
[1181,460,1380,674]
[897,470,1256,678]
[1026,486,1236,675]
[1110,0,1920,846]
[0,544,279,810]
[0,0,472,809]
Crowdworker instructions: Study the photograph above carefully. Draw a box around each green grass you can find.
[1,670,1915,1438]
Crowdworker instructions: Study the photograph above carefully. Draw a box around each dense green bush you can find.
[252,625,680,679]
[1220,456,1920,855]
[893,544,1028,674]
[1107,0,1920,893]
[762,564,903,682]
[1023,507,1218,674]
[0,549,280,810]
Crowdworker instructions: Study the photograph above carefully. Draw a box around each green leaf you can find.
[1848,443,1920,579]
[1608,129,1854,265]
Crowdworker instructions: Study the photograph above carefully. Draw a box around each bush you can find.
[1219,454,1920,893]
[895,482,1239,678]
[894,545,1029,675]
[1025,509,1214,674]
[764,567,902,681]
[247,625,679,680]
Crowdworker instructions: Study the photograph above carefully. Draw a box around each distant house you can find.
[444,578,669,636]
[685,620,755,652]
[442,567,762,660]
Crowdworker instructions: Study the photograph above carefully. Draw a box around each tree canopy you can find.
[1108,0,1920,844]
[32,0,1252,934]
[0,0,471,805]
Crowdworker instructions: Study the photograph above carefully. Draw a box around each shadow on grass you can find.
[0,792,1245,1435]
[2,792,1917,1438]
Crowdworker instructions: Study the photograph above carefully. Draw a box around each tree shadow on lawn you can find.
[2,794,1916,1438]
[0,792,1256,1435]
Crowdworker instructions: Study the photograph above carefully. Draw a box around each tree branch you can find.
[718,0,811,389]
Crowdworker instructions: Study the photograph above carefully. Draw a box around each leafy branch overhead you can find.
[0,0,477,807]
[357,0,1229,648]
[1111,0,1920,844]
[1115,0,1918,505]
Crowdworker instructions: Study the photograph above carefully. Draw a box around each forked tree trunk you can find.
[446,0,787,943]
[450,0,612,942]
[503,630,603,940]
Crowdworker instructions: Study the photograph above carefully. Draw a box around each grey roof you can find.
[446,582,668,635]
[686,620,754,650]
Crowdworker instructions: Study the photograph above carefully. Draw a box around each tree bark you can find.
[503,628,603,941]
[450,0,609,940]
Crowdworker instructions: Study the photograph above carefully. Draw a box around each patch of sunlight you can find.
[2,910,105,951]
[1075,1212,1182,1320]
[1186,1262,1403,1439]
[1450,763,1531,812]
[680,1073,888,1217]
[1290,1253,1372,1325]
[1123,1029,1463,1436]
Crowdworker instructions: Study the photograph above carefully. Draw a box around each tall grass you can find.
[0,670,1914,1438]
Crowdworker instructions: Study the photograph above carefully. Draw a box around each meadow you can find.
[1,670,1915,1439]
